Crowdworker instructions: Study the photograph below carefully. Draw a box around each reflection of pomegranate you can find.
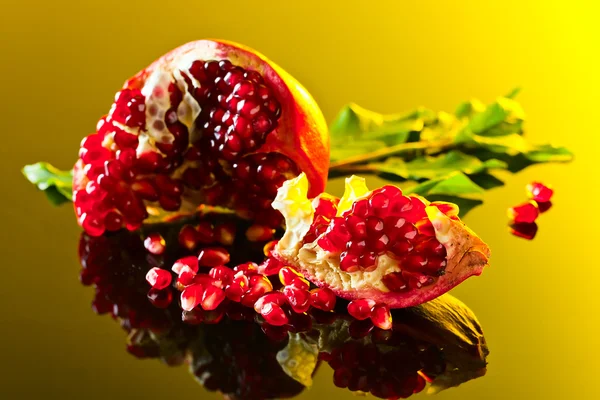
[78,217,488,399]
[272,174,490,309]
[73,40,329,236]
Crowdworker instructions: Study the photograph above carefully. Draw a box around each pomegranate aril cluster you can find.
[74,56,299,237]
[315,185,450,292]
[508,181,554,240]
[304,194,340,243]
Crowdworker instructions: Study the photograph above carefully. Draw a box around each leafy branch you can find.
[328,89,573,216]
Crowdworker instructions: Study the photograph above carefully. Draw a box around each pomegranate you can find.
[271,174,490,308]
[73,40,329,236]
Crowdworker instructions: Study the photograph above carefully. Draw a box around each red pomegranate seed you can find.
[254,292,287,313]
[178,225,198,250]
[347,299,376,320]
[197,247,230,267]
[176,265,196,287]
[144,233,166,255]
[260,302,289,326]
[510,222,539,240]
[527,181,553,202]
[339,252,360,272]
[234,262,259,275]
[147,288,172,309]
[241,275,274,307]
[283,285,311,313]
[310,287,336,311]
[382,272,409,292]
[260,256,284,275]
[245,224,275,242]
[208,266,234,286]
[370,304,392,330]
[508,201,539,223]
[263,240,278,256]
[180,284,204,311]
[225,272,250,301]
[145,267,172,290]
[172,256,199,274]
[279,266,308,287]
[312,194,339,219]
[201,285,226,310]
[214,222,236,245]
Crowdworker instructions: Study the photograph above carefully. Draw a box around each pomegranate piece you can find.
[73,39,329,236]
[526,181,553,203]
[272,174,490,309]
[145,267,172,289]
[508,201,539,224]
[144,233,166,255]
[197,247,231,267]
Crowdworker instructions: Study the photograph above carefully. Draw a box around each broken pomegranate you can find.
[73,39,329,236]
[271,174,490,308]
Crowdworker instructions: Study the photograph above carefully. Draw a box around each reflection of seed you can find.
[509,222,538,240]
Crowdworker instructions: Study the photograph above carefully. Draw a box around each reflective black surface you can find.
[77,215,488,399]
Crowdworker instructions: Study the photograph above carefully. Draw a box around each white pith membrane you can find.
[97,49,219,219]
[273,174,490,307]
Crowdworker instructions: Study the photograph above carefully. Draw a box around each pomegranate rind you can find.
[273,174,490,309]
[125,39,329,197]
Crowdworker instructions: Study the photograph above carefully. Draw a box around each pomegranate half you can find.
[271,174,490,308]
[73,40,329,236]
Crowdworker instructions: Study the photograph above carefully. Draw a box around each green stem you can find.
[328,139,452,171]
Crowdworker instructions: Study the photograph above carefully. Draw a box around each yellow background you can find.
[1,1,598,399]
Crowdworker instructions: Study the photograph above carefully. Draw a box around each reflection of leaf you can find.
[367,151,506,181]
[276,333,319,387]
[405,172,485,198]
[22,162,73,205]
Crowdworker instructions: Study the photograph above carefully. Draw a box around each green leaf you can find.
[329,103,436,162]
[22,162,73,206]
[367,151,506,181]
[329,140,387,163]
[461,134,574,172]
[405,172,485,198]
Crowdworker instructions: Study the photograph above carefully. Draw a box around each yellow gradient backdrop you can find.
[0,1,598,399]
